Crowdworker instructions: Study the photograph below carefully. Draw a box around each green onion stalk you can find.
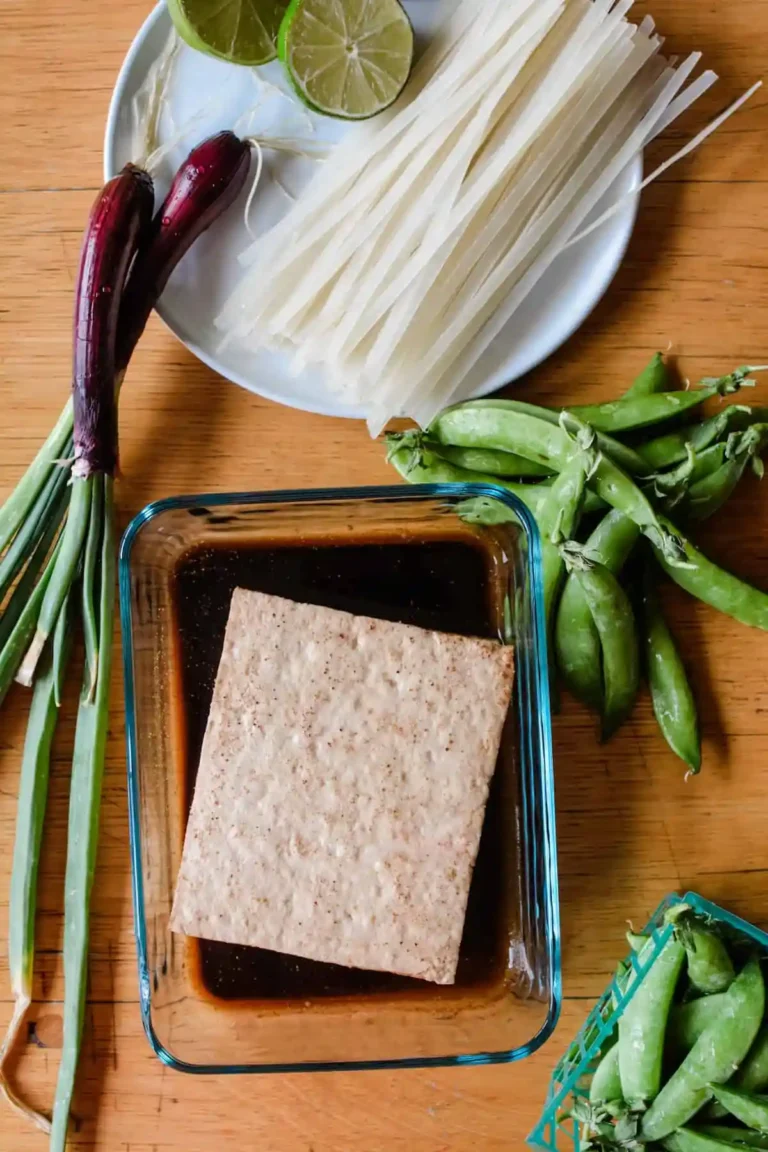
[0,132,251,1148]
[0,165,153,1138]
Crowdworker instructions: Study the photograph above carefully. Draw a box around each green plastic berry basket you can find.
[527,891,768,1151]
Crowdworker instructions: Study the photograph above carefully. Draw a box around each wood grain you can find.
[1,0,768,1147]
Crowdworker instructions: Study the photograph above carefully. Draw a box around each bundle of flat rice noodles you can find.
[216,0,760,435]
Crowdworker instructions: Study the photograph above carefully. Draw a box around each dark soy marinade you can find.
[173,535,510,1002]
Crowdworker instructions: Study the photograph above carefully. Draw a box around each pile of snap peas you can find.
[386,354,768,772]
[579,903,768,1151]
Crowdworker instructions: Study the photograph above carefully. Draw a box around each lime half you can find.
[168,0,289,66]
[278,0,414,120]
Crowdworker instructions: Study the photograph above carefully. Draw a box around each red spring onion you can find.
[0,131,253,1145]
[16,166,153,688]
[116,131,251,376]
[72,165,154,479]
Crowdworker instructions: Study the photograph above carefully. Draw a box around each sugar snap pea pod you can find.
[566,365,763,434]
[689,443,731,484]
[666,905,735,991]
[637,405,764,471]
[647,427,759,517]
[386,440,606,516]
[710,1086,768,1133]
[664,1128,752,1152]
[641,958,765,1142]
[682,434,761,522]
[561,545,640,739]
[536,430,597,629]
[624,351,673,398]
[555,596,603,712]
[702,1033,768,1127]
[617,933,686,1109]
[388,443,551,515]
[669,994,728,1052]
[555,510,640,712]
[428,441,553,478]
[654,516,768,631]
[660,436,764,506]
[697,1126,768,1149]
[428,407,685,564]
[731,1028,768,1097]
[445,399,651,477]
[649,446,699,509]
[643,565,701,774]
[569,390,719,434]
[590,1045,622,1104]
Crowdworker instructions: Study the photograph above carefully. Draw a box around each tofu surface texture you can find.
[171,588,515,985]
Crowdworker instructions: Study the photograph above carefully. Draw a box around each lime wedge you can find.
[168,0,289,66]
[278,0,414,120]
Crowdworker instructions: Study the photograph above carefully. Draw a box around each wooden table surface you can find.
[1,1,768,1148]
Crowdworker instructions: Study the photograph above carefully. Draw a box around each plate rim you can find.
[104,0,642,421]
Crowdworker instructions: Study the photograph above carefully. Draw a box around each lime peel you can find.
[167,0,289,67]
[278,0,414,120]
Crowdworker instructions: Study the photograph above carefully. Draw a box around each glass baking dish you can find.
[119,483,559,1073]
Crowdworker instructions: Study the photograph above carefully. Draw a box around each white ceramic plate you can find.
[105,1,641,419]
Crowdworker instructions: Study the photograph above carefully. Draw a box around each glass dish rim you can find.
[119,482,561,1074]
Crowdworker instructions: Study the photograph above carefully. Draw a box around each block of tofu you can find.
[171,588,515,985]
